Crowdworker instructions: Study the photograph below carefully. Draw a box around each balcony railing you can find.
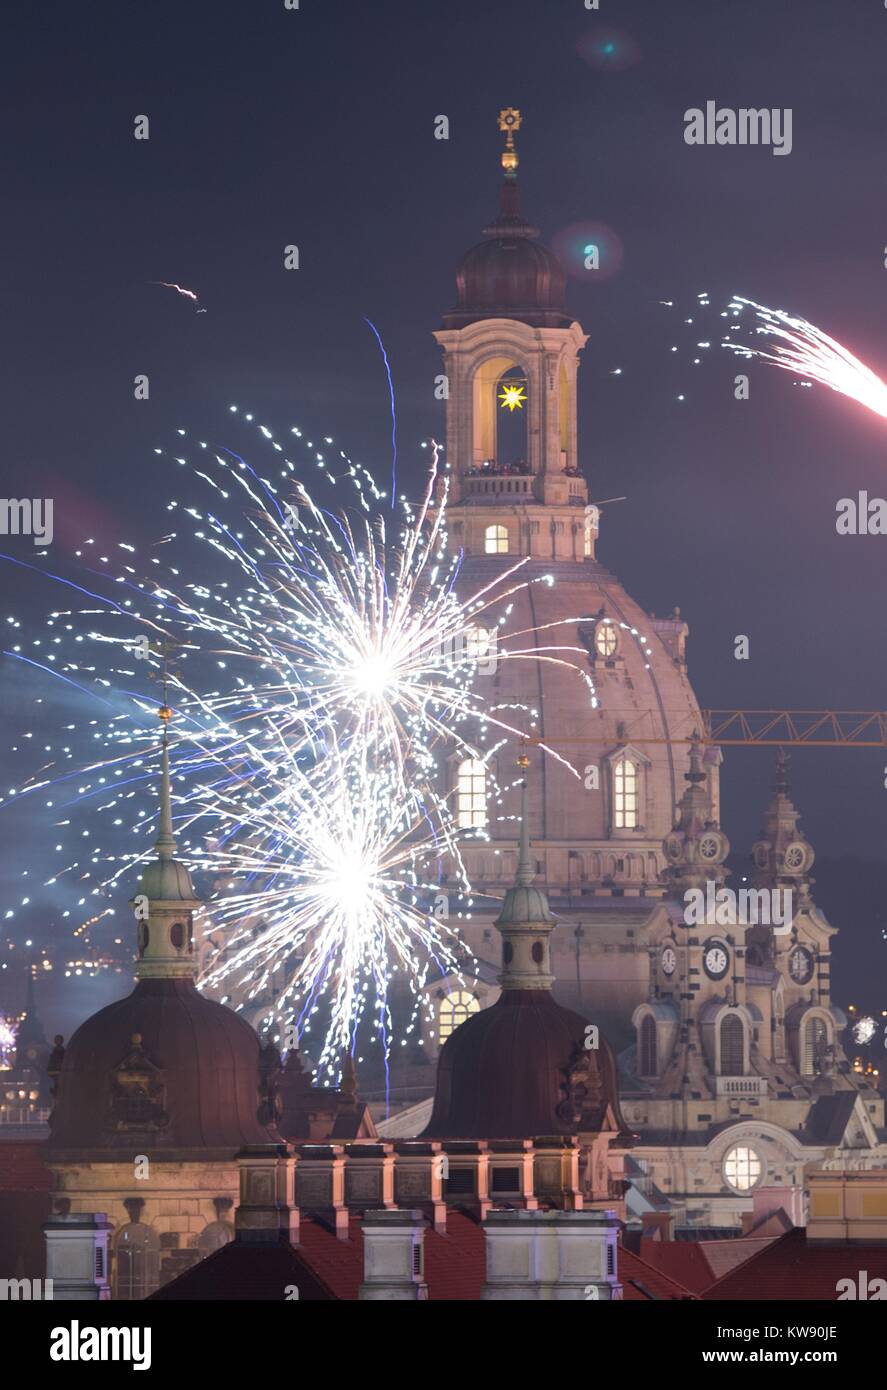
[715,1076,767,1097]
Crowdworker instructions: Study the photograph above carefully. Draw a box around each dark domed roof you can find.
[45,978,279,1159]
[422,989,626,1140]
[442,180,572,330]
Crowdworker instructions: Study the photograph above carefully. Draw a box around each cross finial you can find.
[498,108,521,178]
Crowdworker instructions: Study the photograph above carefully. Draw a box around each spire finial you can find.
[155,698,176,861]
[775,747,790,795]
[515,751,534,886]
[498,108,521,179]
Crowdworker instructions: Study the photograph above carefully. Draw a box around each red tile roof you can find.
[638,1238,716,1294]
[620,1246,697,1301]
[154,1209,692,1301]
[704,1229,887,1300]
[297,1209,486,1301]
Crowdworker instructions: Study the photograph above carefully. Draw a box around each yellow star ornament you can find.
[498,383,526,412]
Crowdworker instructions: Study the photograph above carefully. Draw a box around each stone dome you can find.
[45,978,279,1159]
[455,552,715,887]
[442,180,573,331]
[422,989,626,1140]
[136,856,196,902]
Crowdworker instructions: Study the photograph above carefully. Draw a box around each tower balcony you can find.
[715,1076,768,1098]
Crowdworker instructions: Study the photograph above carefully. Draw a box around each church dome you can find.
[45,977,278,1158]
[443,181,572,331]
[136,856,196,902]
[457,552,713,861]
[423,772,628,1142]
[45,707,280,1160]
[423,989,624,1140]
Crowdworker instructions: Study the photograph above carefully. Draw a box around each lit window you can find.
[595,622,617,658]
[457,758,487,828]
[723,1145,762,1192]
[484,524,509,554]
[613,757,638,829]
[439,989,480,1041]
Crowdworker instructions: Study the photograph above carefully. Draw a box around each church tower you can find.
[425,112,717,1054]
[434,109,596,564]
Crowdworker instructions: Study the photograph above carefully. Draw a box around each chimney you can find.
[640,1211,675,1242]
[43,1212,112,1300]
[235,1144,298,1245]
[359,1209,429,1301]
[393,1142,447,1233]
[752,1184,805,1230]
[344,1142,396,1210]
[482,1209,622,1301]
[294,1143,349,1239]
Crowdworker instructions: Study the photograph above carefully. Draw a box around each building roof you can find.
[619,1246,697,1301]
[703,1228,887,1300]
[442,178,573,331]
[151,1209,694,1301]
[421,988,626,1140]
[149,1237,337,1302]
[45,978,279,1159]
[151,1209,487,1302]
[0,1140,53,1192]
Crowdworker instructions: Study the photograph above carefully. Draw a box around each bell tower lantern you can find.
[434,110,593,562]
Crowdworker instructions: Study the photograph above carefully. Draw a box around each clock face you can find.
[699,834,721,862]
[784,843,806,871]
[703,940,730,980]
[661,946,677,977]
[789,946,814,984]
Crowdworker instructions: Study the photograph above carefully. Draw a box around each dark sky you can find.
[1,0,886,1006]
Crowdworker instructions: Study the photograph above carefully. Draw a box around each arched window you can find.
[439,990,480,1041]
[723,1145,762,1192]
[595,622,618,658]
[197,1221,235,1256]
[639,1015,657,1076]
[457,758,487,828]
[720,1014,745,1075]
[613,757,638,829]
[114,1222,160,1300]
[484,524,509,555]
[804,1016,828,1075]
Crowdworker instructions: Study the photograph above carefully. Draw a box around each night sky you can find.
[2,0,886,1019]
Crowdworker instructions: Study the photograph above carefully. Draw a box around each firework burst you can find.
[2,409,600,1076]
[722,297,887,418]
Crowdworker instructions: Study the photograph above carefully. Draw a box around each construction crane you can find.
[524,711,887,748]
